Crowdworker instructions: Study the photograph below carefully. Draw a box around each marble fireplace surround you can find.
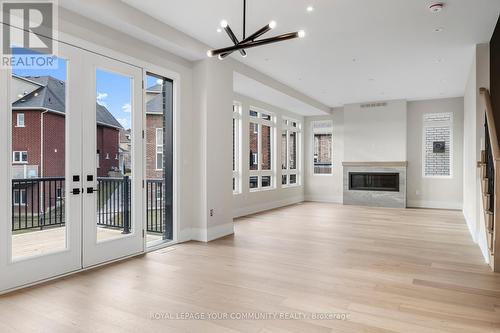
[342,161,407,208]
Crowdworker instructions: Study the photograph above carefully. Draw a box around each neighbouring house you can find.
[11,75,122,212]
[145,83,165,180]
[119,128,132,175]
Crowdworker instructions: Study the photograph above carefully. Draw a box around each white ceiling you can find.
[118,0,500,107]
[234,72,326,116]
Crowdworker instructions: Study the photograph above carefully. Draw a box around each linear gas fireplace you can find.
[349,172,399,192]
[342,162,407,208]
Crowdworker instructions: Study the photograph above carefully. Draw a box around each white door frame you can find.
[81,51,144,268]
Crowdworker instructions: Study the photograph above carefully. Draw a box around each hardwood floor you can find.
[1,202,500,333]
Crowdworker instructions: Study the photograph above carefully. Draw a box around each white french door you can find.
[81,52,143,268]
[0,43,84,291]
[0,42,145,292]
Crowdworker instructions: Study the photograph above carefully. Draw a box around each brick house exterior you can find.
[145,84,166,180]
[11,75,122,212]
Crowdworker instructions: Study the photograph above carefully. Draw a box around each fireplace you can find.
[349,172,399,192]
[342,162,407,208]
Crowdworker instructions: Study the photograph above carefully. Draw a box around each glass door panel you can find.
[1,43,84,292]
[145,73,173,247]
[95,69,133,243]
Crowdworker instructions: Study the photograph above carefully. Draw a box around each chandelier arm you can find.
[218,23,273,58]
[224,25,247,57]
[240,24,272,45]
[210,32,300,57]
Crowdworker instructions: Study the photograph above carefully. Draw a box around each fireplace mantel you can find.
[342,161,408,167]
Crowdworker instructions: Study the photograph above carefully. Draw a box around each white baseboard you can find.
[190,222,234,242]
[233,195,304,218]
[407,200,462,210]
[304,195,342,203]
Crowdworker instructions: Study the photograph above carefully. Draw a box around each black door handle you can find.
[87,187,99,194]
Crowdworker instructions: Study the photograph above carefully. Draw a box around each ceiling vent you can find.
[360,102,387,109]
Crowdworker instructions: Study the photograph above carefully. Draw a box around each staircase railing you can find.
[479,87,500,271]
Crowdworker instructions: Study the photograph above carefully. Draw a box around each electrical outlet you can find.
[210,209,214,217]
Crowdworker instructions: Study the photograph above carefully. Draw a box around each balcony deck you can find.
[12,227,162,259]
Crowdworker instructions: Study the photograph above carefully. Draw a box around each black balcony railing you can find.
[12,177,165,234]
[12,177,65,231]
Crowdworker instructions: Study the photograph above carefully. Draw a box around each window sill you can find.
[15,125,25,128]
[12,162,28,164]
[312,173,334,177]
[282,184,302,189]
[249,187,276,193]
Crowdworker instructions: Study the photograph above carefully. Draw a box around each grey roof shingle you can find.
[13,75,122,129]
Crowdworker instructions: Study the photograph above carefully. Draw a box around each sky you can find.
[12,48,163,131]
[96,69,132,130]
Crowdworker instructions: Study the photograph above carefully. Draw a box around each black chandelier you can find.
[207,0,305,59]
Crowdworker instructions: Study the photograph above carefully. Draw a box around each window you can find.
[312,120,333,175]
[156,128,164,170]
[233,102,242,194]
[282,118,301,186]
[249,108,275,190]
[105,153,110,160]
[423,112,453,177]
[16,113,25,127]
[12,151,28,163]
[13,189,26,206]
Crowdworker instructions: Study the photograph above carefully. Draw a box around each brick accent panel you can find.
[424,126,451,176]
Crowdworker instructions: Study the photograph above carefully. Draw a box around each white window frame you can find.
[12,151,28,164]
[249,107,275,192]
[155,128,164,171]
[13,189,27,206]
[422,112,453,179]
[312,120,334,176]
[233,102,242,194]
[282,117,302,187]
[16,113,25,127]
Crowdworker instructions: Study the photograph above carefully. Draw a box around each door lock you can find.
[87,187,99,194]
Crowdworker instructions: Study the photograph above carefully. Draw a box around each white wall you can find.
[232,94,305,217]
[344,100,407,162]
[407,98,464,209]
[464,44,490,262]
[304,108,344,203]
[192,59,234,241]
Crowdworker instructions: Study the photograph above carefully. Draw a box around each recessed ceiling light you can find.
[368,78,375,82]
[352,58,358,62]
[429,3,444,13]
[307,5,314,12]
[435,58,444,63]
[217,28,222,33]
[434,27,444,32]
